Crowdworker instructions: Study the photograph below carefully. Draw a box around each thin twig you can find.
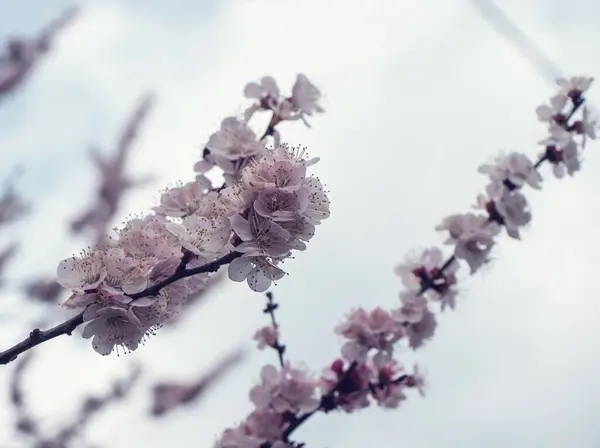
[282,95,587,443]
[263,291,285,368]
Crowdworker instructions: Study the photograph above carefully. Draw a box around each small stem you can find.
[259,112,281,141]
[263,291,286,368]
[0,251,243,365]
[128,251,242,300]
[280,96,589,444]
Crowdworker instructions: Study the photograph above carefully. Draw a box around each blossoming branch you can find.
[212,76,597,448]
[0,73,327,364]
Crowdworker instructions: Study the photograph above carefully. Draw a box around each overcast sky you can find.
[2,0,600,447]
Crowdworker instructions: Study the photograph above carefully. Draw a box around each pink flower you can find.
[556,76,593,98]
[231,212,292,258]
[436,212,487,245]
[278,74,325,127]
[215,425,267,448]
[279,217,315,249]
[405,363,427,397]
[392,294,437,349]
[542,141,582,179]
[335,307,397,366]
[244,409,289,442]
[491,190,532,240]
[393,291,428,324]
[117,214,183,259]
[320,359,373,413]
[254,187,310,222]
[404,307,437,349]
[536,94,569,123]
[241,145,317,194]
[300,176,330,224]
[244,76,279,100]
[291,74,325,116]
[370,359,407,409]
[540,122,575,150]
[394,248,459,307]
[81,305,144,356]
[254,326,279,350]
[165,215,231,257]
[250,364,319,415]
[243,76,281,123]
[436,213,500,274]
[219,183,258,217]
[579,106,598,142]
[478,151,542,197]
[101,248,150,296]
[128,295,167,330]
[153,180,209,218]
[56,250,107,291]
[207,116,266,161]
[215,410,290,448]
[244,76,280,106]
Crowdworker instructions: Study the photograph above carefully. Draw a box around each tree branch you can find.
[0,251,242,365]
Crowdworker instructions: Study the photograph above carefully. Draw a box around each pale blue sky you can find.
[2,1,600,447]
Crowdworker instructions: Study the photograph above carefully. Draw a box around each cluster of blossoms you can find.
[216,320,426,448]
[32,74,598,447]
[194,74,324,184]
[213,76,598,448]
[55,74,329,356]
